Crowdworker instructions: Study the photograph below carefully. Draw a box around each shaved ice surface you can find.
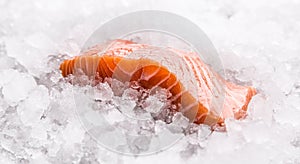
[0,0,300,163]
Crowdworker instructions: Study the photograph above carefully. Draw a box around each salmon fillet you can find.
[59,40,256,126]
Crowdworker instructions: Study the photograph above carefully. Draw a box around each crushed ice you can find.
[1,0,300,163]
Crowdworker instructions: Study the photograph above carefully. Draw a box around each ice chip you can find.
[247,94,273,125]
[126,135,151,154]
[105,107,126,124]
[143,96,164,114]
[291,132,300,148]
[274,103,300,126]
[2,70,36,105]
[121,87,140,101]
[93,82,114,101]
[30,153,51,164]
[0,153,14,164]
[17,85,49,126]
[0,56,15,70]
[167,112,190,133]
[25,32,54,50]
[242,120,271,144]
[62,117,85,145]
[30,123,48,141]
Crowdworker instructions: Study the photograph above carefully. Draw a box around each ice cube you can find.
[104,107,126,125]
[126,135,151,154]
[167,112,190,133]
[0,56,15,70]
[57,39,81,57]
[274,107,300,126]
[0,153,14,164]
[30,122,48,141]
[62,117,85,145]
[0,69,21,87]
[93,82,114,101]
[17,85,49,126]
[30,153,51,164]
[2,70,36,105]
[116,96,139,119]
[242,120,271,144]
[291,132,300,148]
[121,87,140,101]
[143,96,164,114]
[247,94,273,125]
[25,32,54,51]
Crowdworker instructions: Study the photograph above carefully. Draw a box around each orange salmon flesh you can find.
[59,40,257,126]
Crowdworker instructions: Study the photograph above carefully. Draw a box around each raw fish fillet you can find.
[60,40,257,126]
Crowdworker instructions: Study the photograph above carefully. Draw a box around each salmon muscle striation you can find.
[59,40,257,126]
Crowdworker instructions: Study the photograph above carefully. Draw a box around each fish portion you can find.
[169,48,257,121]
[60,40,256,126]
